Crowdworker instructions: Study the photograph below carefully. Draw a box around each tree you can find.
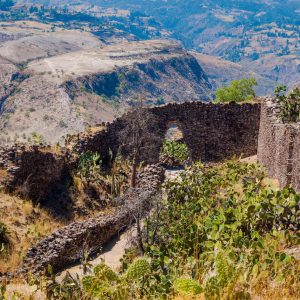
[118,106,160,188]
[0,0,14,11]
[214,77,257,103]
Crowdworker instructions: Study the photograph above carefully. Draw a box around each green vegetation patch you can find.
[275,85,300,123]
[214,77,257,103]
[160,140,189,166]
[139,160,299,298]
[20,160,300,299]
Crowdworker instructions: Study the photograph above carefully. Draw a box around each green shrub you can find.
[142,160,299,298]
[274,85,300,123]
[173,278,203,295]
[77,151,101,182]
[125,258,151,280]
[82,260,151,300]
[31,132,44,145]
[160,140,189,166]
[214,77,257,103]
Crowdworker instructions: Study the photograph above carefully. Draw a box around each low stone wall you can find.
[21,165,164,275]
[258,98,300,191]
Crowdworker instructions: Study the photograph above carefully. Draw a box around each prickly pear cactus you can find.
[94,263,119,282]
[125,258,151,280]
[173,278,203,295]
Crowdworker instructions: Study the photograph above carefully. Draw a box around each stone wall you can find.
[21,165,164,275]
[258,98,300,191]
[0,102,260,202]
[0,144,69,201]
[73,101,261,164]
[0,101,261,276]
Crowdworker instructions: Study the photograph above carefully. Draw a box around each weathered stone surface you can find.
[72,101,261,164]
[0,102,261,201]
[0,144,69,201]
[20,164,164,275]
[258,98,300,191]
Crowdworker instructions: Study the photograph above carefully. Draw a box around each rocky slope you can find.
[193,53,276,95]
[0,21,212,145]
[47,0,300,94]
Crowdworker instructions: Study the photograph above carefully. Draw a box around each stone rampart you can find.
[258,98,300,191]
[0,144,69,201]
[73,101,261,164]
[0,102,261,202]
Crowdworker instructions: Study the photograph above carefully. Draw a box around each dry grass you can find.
[2,282,46,300]
[0,192,65,273]
[172,291,299,300]
[172,279,300,300]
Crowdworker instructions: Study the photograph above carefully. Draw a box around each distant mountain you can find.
[90,0,300,93]
[17,0,300,93]
[0,17,212,145]
[192,53,275,96]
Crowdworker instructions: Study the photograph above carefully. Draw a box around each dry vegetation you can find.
[0,192,65,274]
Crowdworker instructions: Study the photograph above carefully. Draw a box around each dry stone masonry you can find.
[21,164,164,275]
[0,144,69,201]
[6,99,300,277]
[72,101,261,164]
[258,97,300,191]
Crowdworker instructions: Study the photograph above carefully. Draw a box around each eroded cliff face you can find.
[64,53,212,105]
[0,39,212,145]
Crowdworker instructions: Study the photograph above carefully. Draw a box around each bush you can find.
[173,278,203,295]
[274,85,300,123]
[82,259,151,300]
[142,160,300,298]
[34,161,300,299]
[160,140,189,166]
[77,151,101,182]
[214,77,257,103]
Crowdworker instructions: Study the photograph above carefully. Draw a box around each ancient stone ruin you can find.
[258,97,300,191]
[72,101,261,164]
[21,164,165,275]
[1,99,299,277]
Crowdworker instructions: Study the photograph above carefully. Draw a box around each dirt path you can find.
[57,226,137,281]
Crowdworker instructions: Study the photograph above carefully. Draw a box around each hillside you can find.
[0,101,299,299]
[193,53,276,95]
[29,0,299,94]
[0,19,212,145]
